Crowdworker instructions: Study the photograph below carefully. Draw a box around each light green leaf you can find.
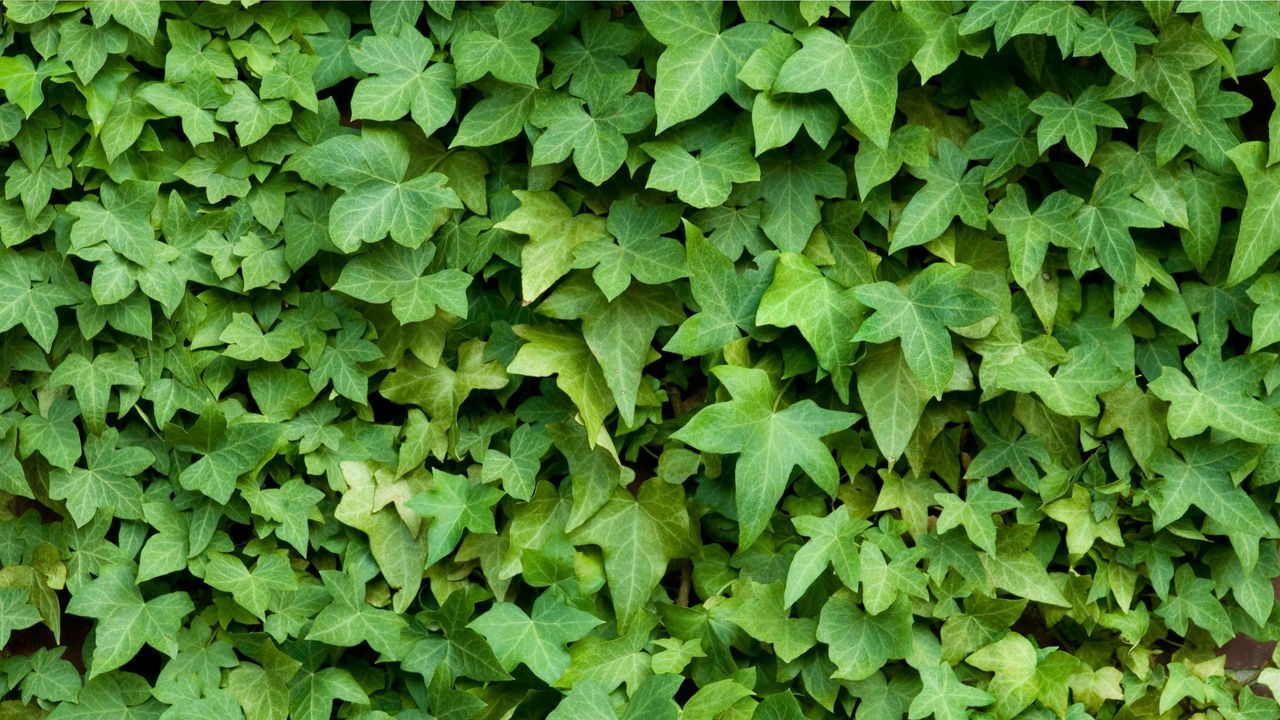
[673,365,858,548]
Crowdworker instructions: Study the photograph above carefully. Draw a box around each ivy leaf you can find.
[285,128,463,251]
[1028,86,1126,164]
[215,81,291,145]
[178,421,282,504]
[990,185,1084,289]
[785,507,870,607]
[757,252,862,402]
[452,3,557,87]
[574,195,685,302]
[49,350,143,435]
[494,190,610,303]
[65,563,193,678]
[481,423,551,501]
[0,586,41,649]
[673,365,858,548]
[774,5,923,148]
[573,480,692,631]
[909,662,994,720]
[407,470,504,565]
[853,263,997,398]
[643,137,761,209]
[934,479,1020,556]
[889,140,987,254]
[1225,142,1280,287]
[468,591,604,684]
[531,85,654,185]
[49,428,153,528]
[1149,347,1280,444]
[333,243,472,324]
[817,592,913,681]
[219,313,304,362]
[857,342,931,463]
[664,221,770,357]
[635,2,771,132]
[351,23,455,137]
[202,552,297,621]
[0,250,76,352]
[1149,439,1278,567]
[753,149,847,252]
[1074,8,1155,80]
[1075,175,1162,287]
[1154,565,1234,646]
[507,323,614,441]
[306,569,407,657]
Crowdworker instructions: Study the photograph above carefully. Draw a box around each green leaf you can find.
[673,365,858,548]
[507,323,615,441]
[351,24,455,137]
[934,479,1019,556]
[0,586,41,649]
[49,351,142,435]
[757,253,861,401]
[49,428,153,528]
[785,507,869,608]
[306,569,407,657]
[333,243,471,324]
[286,128,463,251]
[664,221,770,356]
[574,195,685,301]
[572,479,692,631]
[468,591,603,684]
[0,250,76,352]
[635,2,771,132]
[202,552,297,621]
[65,563,193,678]
[854,264,997,398]
[909,662,994,720]
[1226,142,1280,286]
[643,137,761,209]
[990,185,1083,288]
[1028,86,1126,164]
[407,470,503,565]
[890,140,987,254]
[495,190,610,303]
[774,6,923,147]
[1149,347,1280,444]
[816,592,913,681]
[452,3,557,87]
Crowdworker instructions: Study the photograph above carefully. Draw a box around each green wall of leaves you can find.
[2,0,1280,718]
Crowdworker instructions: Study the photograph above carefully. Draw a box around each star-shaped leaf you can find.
[407,469,504,565]
[574,195,686,301]
[774,5,923,147]
[1149,347,1280,444]
[934,479,1020,556]
[468,591,603,684]
[664,221,771,356]
[494,190,610,303]
[673,365,858,548]
[49,428,154,528]
[333,242,472,324]
[890,140,987,254]
[635,2,772,132]
[285,128,463,252]
[785,507,870,607]
[350,23,455,137]
[757,252,862,401]
[853,263,997,398]
[643,137,761,209]
[573,480,692,631]
[65,563,194,678]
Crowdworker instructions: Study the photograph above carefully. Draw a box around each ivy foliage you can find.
[3,0,1280,718]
